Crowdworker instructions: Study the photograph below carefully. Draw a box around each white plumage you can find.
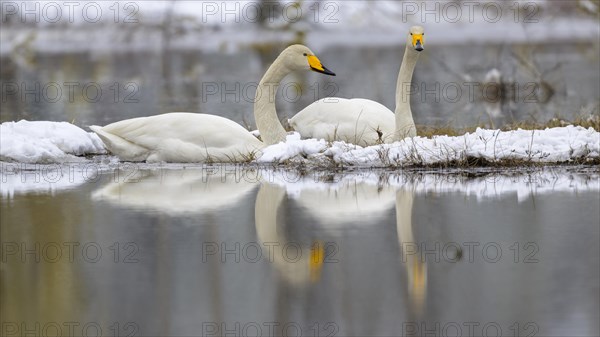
[90,113,263,163]
[290,26,425,146]
[90,45,335,163]
[290,98,396,146]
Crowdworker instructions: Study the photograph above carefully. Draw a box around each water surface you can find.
[1,166,599,336]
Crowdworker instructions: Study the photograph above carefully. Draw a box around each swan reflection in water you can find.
[254,173,398,286]
[255,183,326,286]
[92,168,428,318]
[255,178,427,317]
[92,167,258,214]
[396,188,427,316]
[288,176,397,228]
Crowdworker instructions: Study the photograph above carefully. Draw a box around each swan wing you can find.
[91,113,263,162]
[290,98,396,146]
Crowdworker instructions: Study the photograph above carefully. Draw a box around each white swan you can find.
[90,45,335,163]
[290,26,424,146]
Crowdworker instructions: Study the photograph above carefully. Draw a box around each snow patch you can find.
[259,126,600,166]
[258,133,328,163]
[0,120,106,163]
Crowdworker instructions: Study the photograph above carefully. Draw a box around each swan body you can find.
[290,98,395,145]
[291,26,424,145]
[90,45,335,163]
[90,113,263,163]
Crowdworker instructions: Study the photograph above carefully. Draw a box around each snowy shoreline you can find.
[0,120,106,163]
[1,120,599,166]
[258,126,600,168]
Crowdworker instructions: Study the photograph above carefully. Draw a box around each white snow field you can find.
[0,120,105,163]
[259,126,600,166]
[1,120,598,166]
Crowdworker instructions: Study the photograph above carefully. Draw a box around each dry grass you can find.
[417,124,481,138]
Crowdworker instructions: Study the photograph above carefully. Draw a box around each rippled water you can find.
[2,165,599,336]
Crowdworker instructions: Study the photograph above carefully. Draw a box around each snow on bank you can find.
[260,133,328,162]
[0,121,597,166]
[258,126,600,167]
[0,120,105,163]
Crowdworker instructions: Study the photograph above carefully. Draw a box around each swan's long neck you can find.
[395,43,421,140]
[254,57,289,145]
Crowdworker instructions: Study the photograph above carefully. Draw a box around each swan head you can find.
[281,44,336,76]
[409,26,425,52]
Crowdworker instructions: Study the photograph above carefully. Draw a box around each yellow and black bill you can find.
[412,34,424,52]
[307,55,336,76]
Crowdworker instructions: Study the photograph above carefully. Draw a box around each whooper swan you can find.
[90,45,335,163]
[289,26,424,146]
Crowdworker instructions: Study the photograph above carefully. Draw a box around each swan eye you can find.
[410,33,413,35]
[303,53,308,56]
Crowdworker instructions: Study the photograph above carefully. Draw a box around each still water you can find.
[1,165,599,336]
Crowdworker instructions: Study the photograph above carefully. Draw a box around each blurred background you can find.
[1,0,599,130]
